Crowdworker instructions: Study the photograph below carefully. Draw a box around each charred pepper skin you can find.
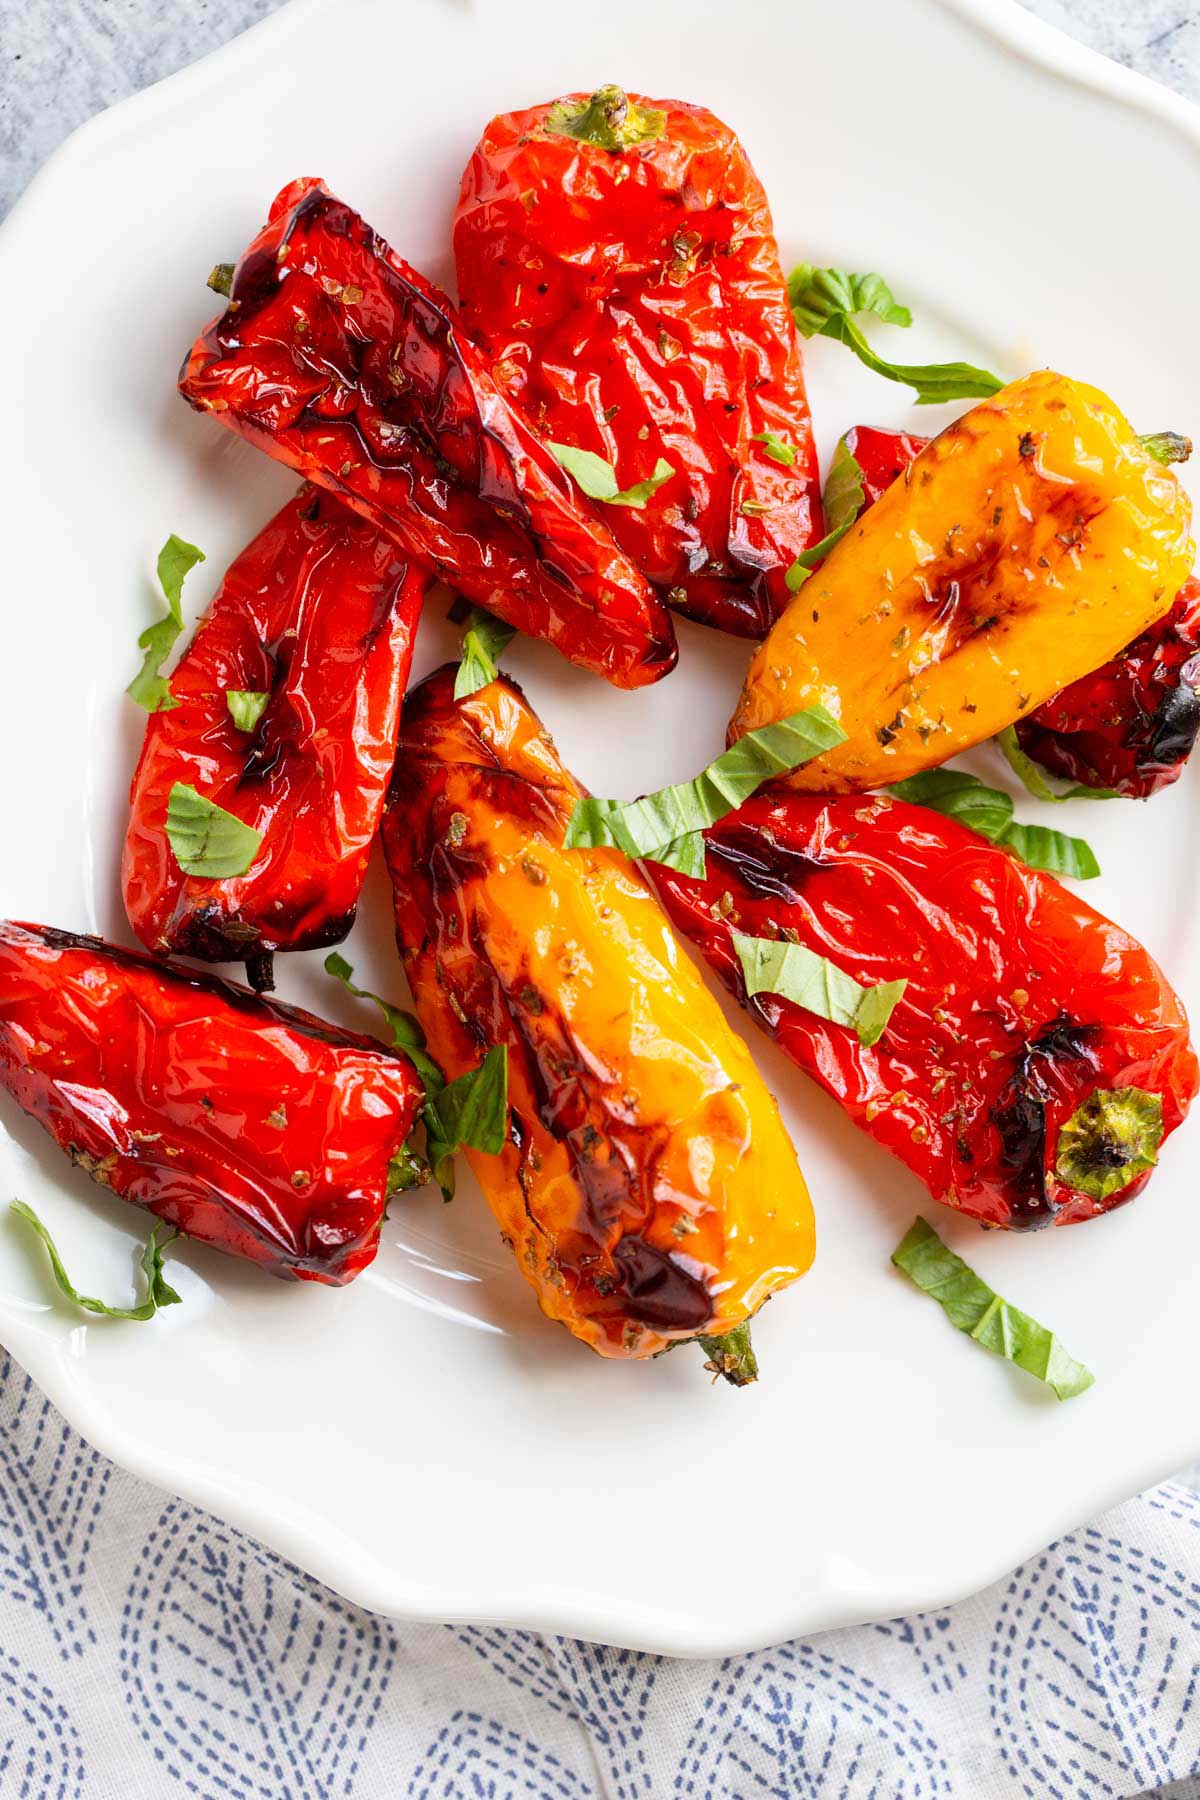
[380,667,815,1361]
[652,794,1197,1230]
[0,923,423,1284]
[844,426,1200,799]
[179,178,677,690]
[1013,579,1200,798]
[123,487,426,977]
[731,372,1194,789]
[453,88,822,638]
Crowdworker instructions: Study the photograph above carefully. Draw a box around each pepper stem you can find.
[1054,1086,1164,1201]
[1139,431,1193,467]
[544,86,667,153]
[245,950,275,994]
[698,1322,759,1387]
[208,262,236,298]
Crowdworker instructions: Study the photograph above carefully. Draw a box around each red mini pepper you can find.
[179,177,676,690]
[842,424,1200,797]
[123,487,426,986]
[652,793,1197,1229]
[453,86,823,638]
[0,922,423,1283]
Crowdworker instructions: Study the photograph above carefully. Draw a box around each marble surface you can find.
[2,0,1199,219]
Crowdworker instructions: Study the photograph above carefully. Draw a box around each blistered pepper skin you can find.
[652,795,1197,1229]
[179,179,676,690]
[0,923,423,1283]
[380,669,814,1359]
[731,372,1194,788]
[453,90,822,638]
[123,488,426,973]
[844,427,1200,799]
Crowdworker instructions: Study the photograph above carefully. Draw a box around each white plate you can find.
[1,0,1198,1658]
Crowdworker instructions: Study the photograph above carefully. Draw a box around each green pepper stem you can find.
[544,86,667,153]
[1139,430,1192,466]
[698,1322,759,1387]
[208,262,236,298]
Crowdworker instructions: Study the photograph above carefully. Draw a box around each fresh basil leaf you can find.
[544,85,666,152]
[892,1216,1094,1401]
[1001,821,1101,881]
[787,263,1003,406]
[1139,431,1192,467]
[226,689,270,732]
[892,766,1099,878]
[126,534,205,713]
[10,1199,181,1323]
[995,726,1117,803]
[751,431,796,467]
[454,607,518,701]
[564,705,846,874]
[426,1044,509,1167]
[164,782,262,878]
[788,265,912,333]
[784,437,868,592]
[324,955,507,1203]
[549,442,674,508]
[323,952,444,1092]
[733,929,905,1047]
[891,768,1015,839]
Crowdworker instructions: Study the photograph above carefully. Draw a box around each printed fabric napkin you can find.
[2,1352,1199,1799]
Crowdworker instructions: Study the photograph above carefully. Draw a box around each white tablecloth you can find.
[3,1348,1199,1797]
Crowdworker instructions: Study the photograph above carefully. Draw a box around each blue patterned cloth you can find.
[2,1353,1199,1797]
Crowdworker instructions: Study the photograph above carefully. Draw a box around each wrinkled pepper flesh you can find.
[0,922,423,1283]
[652,794,1197,1229]
[454,86,823,638]
[380,667,814,1363]
[123,487,426,981]
[179,177,676,690]
[730,371,1194,789]
[845,425,1200,799]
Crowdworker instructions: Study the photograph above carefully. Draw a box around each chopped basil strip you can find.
[165,782,262,878]
[1055,1087,1163,1201]
[325,955,508,1202]
[995,726,1117,803]
[564,705,846,875]
[324,952,443,1091]
[892,767,1100,879]
[733,929,905,1047]
[544,85,666,152]
[892,1216,1094,1401]
[226,689,270,733]
[785,438,867,592]
[454,607,518,701]
[787,263,1003,406]
[1139,431,1192,467]
[549,442,674,508]
[751,431,796,467]
[126,534,205,713]
[10,1199,181,1323]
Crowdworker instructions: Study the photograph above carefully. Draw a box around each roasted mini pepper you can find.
[453,86,823,638]
[730,371,1194,788]
[179,177,676,690]
[380,667,814,1372]
[651,793,1197,1229]
[0,923,423,1283]
[123,487,426,986]
[843,425,1200,799]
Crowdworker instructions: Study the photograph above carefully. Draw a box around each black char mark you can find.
[989,1018,1099,1228]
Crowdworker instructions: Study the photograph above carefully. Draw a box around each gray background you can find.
[0,0,1198,1503]
[2,0,1200,219]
